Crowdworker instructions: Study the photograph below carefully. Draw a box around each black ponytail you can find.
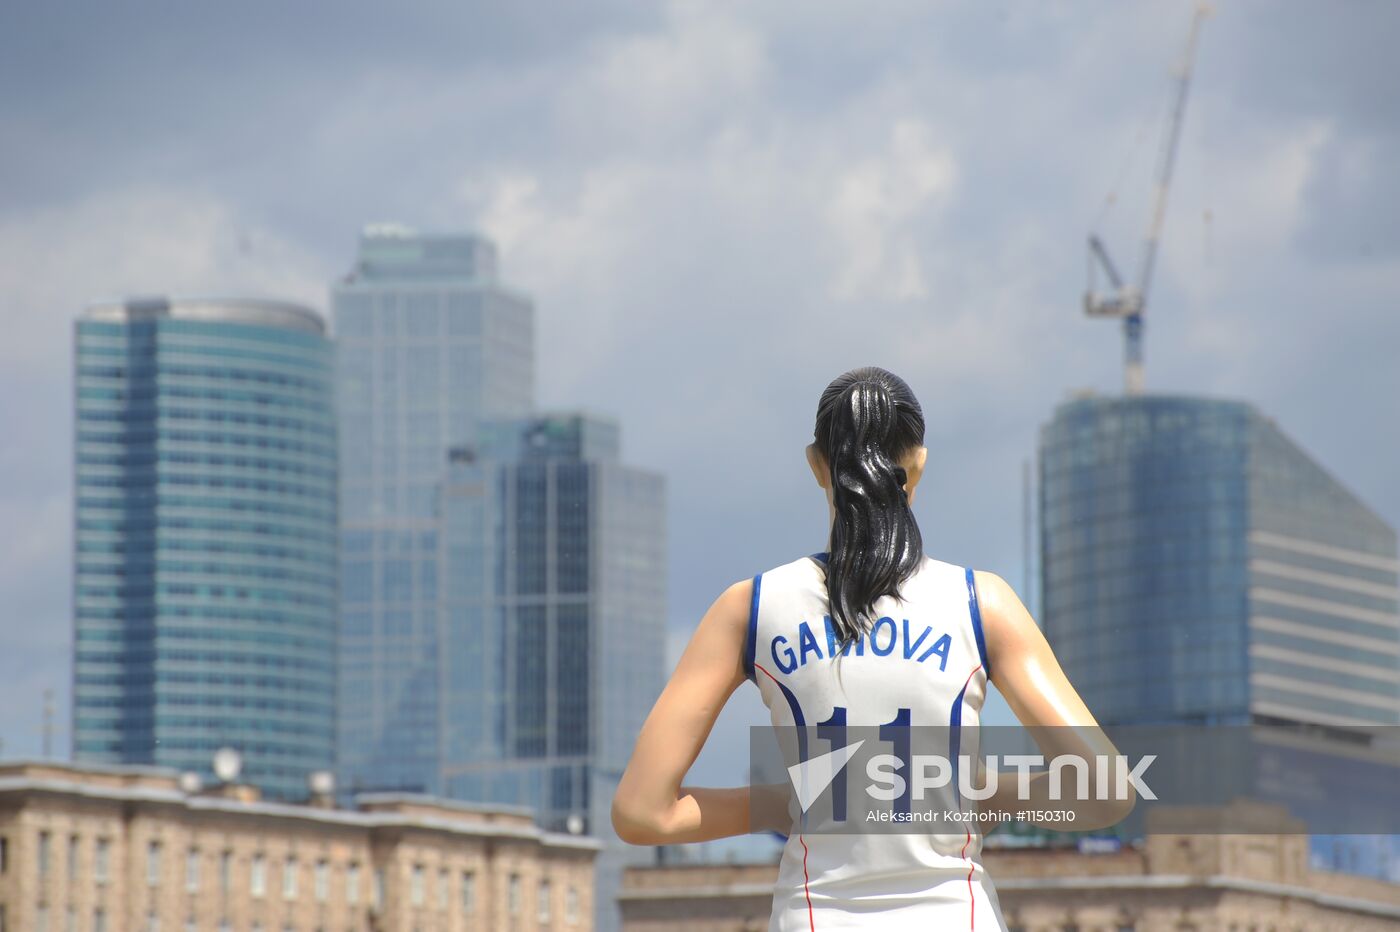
[813,366,926,647]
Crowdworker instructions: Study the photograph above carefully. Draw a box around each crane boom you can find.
[1137,3,1210,308]
[1083,2,1210,396]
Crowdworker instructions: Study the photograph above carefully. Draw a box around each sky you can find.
[1,0,1397,798]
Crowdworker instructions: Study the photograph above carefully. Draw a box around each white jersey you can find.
[745,551,1008,932]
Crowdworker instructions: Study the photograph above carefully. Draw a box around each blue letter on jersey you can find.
[772,635,798,674]
[798,621,824,666]
[870,617,897,656]
[920,632,951,671]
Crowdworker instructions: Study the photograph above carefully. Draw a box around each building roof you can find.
[0,760,599,853]
[81,295,326,337]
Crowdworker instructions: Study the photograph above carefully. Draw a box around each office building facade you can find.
[1038,392,1399,729]
[72,297,338,801]
[439,413,666,932]
[332,226,534,796]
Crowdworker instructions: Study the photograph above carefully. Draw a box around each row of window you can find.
[12,832,578,924]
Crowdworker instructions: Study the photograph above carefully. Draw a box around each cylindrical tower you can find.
[73,296,337,800]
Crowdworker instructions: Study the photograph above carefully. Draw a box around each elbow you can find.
[611,795,665,846]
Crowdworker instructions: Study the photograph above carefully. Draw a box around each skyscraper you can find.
[333,225,534,795]
[1038,391,1399,730]
[1038,391,1400,875]
[73,296,337,801]
[439,412,666,932]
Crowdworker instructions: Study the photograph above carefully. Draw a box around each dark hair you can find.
[813,366,926,646]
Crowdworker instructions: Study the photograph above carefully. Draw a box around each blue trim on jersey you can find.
[949,677,972,802]
[965,566,992,680]
[770,674,809,833]
[810,551,829,565]
[744,573,763,683]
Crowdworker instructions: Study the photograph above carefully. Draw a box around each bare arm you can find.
[974,569,1136,829]
[611,578,760,845]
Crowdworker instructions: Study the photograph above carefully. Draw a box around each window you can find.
[373,869,385,910]
[220,851,231,893]
[410,863,425,906]
[314,860,328,903]
[186,848,200,892]
[508,873,521,915]
[95,839,110,884]
[36,906,49,932]
[146,915,159,932]
[538,880,551,922]
[437,868,449,910]
[460,872,475,914]
[66,908,76,932]
[93,910,105,932]
[67,836,79,879]
[184,921,196,932]
[346,863,360,905]
[0,835,6,873]
[251,854,267,898]
[147,840,162,886]
[566,885,580,924]
[282,857,298,900]
[38,830,51,877]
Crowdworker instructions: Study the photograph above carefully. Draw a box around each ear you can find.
[805,443,829,490]
[906,446,929,486]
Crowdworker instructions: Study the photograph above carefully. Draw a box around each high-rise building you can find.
[1038,392,1399,730]
[1038,391,1400,876]
[72,297,337,801]
[439,412,666,932]
[332,225,535,797]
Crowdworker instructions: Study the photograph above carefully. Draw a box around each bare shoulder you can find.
[714,577,754,623]
[691,577,753,644]
[673,578,754,685]
[970,569,1043,661]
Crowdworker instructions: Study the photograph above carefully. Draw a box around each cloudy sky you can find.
[1,0,1396,796]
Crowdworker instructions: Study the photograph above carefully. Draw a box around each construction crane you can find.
[1084,2,1211,395]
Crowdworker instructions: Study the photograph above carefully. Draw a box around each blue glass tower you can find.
[1039,392,1398,730]
[439,412,666,932]
[332,225,534,795]
[72,297,337,801]
[1039,391,1400,876]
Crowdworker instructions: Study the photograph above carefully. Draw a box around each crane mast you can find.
[1084,3,1210,396]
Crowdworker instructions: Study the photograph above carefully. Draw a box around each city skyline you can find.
[1,0,1397,808]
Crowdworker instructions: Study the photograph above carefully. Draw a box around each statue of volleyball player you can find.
[613,366,1132,930]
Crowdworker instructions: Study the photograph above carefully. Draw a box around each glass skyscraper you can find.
[1039,392,1399,729]
[1038,391,1400,876]
[72,297,337,801]
[332,225,534,795]
[439,412,666,932]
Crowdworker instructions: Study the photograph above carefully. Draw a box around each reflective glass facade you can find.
[440,413,666,932]
[1039,393,1399,729]
[73,297,337,801]
[333,227,534,795]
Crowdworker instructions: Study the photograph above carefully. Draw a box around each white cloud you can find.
[559,0,768,148]
[0,187,328,377]
[825,119,958,302]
